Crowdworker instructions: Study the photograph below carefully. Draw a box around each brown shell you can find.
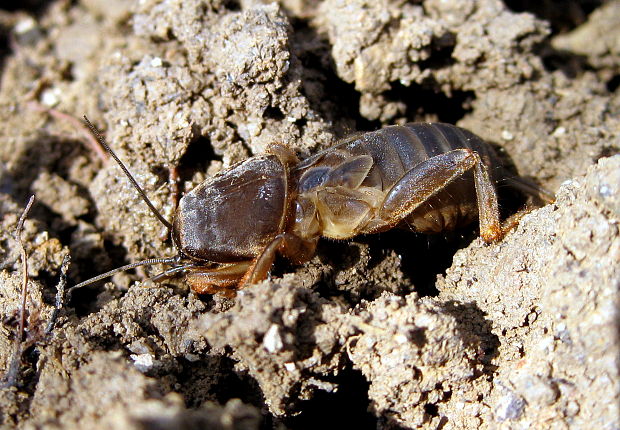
[172,154,288,262]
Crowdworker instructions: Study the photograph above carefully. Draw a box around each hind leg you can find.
[376,149,501,242]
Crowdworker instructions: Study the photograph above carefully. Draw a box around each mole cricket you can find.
[72,120,552,297]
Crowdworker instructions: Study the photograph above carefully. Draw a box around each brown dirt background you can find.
[0,0,619,428]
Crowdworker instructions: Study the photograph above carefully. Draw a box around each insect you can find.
[72,120,551,297]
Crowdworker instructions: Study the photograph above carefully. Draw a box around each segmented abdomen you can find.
[293,123,503,235]
[335,123,500,192]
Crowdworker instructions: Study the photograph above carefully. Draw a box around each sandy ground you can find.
[0,0,619,428]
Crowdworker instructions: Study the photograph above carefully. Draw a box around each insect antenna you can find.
[67,117,180,293]
[83,116,173,231]
[67,256,180,294]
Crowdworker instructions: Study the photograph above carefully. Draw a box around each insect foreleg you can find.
[185,262,252,296]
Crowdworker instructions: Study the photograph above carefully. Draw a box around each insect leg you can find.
[239,232,318,288]
[185,262,252,296]
[471,151,501,242]
[149,262,199,282]
[277,233,318,265]
[184,233,315,296]
[378,148,501,242]
[240,235,286,286]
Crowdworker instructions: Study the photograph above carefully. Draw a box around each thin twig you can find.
[1,344,22,389]
[17,195,34,342]
[45,254,71,335]
[1,195,35,388]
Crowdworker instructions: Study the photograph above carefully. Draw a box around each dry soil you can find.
[0,0,619,429]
